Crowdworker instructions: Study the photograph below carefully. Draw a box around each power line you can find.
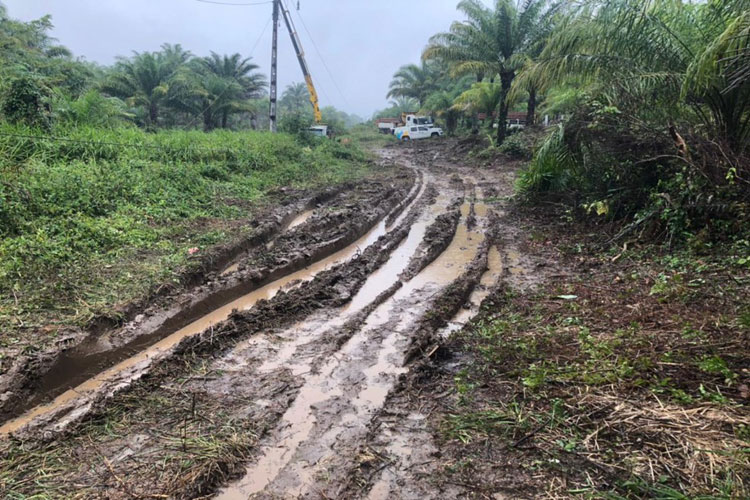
[290,1,350,109]
[278,0,332,110]
[195,0,272,6]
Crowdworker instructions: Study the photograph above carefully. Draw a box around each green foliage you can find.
[55,89,132,128]
[0,73,52,129]
[516,124,576,194]
[0,124,370,340]
[498,130,534,159]
[387,61,442,107]
[424,0,549,143]
[508,0,750,242]
[279,112,314,144]
[452,81,503,128]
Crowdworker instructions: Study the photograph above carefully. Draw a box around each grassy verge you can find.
[438,209,749,498]
[342,124,397,149]
[0,124,372,365]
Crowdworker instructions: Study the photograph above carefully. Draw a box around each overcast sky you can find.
[3,0,470,118]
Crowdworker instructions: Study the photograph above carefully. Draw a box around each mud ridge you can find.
[1,174,415,425]
[0,195,309,418]
[2,174,423,440]
[400,196,463,281]
[315,183,440,359]
[403,232,493,364]
[317,221,497,500]
[385,169,424,227]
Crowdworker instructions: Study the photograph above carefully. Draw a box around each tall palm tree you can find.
[279,82,311,115]
[198,52,266,128]
[387,61,440,107]
[389,96,419,114]
[101,44,191,128]
[424,0,548,144]
[516,0,750,150]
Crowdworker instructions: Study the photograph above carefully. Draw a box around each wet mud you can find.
[1,171,414,431]
[0,139,533,500]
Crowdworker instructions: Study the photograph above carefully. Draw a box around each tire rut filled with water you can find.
[1,170,416,435]
[0,145,511,500]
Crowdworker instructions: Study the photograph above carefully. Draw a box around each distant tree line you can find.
[379,0,749,241]
[0,4,360,133]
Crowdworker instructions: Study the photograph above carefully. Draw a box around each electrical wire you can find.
[184,14,272,129]
[290,1,350,109]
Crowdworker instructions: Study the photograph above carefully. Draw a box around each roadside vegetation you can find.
[437,211,749,497]
[381,0,749,245]
[0,5,371,364]
[378,0,749,497]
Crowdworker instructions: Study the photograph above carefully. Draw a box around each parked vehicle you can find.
[375,113,435,135]
[394,124,443,141]
[308,125,329,137]
[403,114,433,127]
[375,118,399,134]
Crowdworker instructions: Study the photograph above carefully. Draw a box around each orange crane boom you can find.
[279,2,322,123]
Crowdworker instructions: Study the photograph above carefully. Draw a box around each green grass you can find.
[342,124,397,148]
[0,123,372,358]
[442,267,749,498]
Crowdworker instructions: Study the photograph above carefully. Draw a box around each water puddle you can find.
[1,216,392,436]
[218,193,489,498]
[287,208,315,230]
[438,245,503,338]
[506,248,524,275]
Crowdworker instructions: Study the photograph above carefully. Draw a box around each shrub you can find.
[0,74,52,129]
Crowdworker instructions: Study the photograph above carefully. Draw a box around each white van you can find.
[394,125,444,141]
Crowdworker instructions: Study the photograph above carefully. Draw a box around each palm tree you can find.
[423,90,461,135]
[198,52,266,128]
[452,81,504,129]
[387,61,440,107]
[389,96,420,114]
[515,0,750,150]
[424,0,548,144]
[280,82,310,115]
[101,44,191,128]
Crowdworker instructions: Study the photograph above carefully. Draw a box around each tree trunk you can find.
[446,112,457,136]
[221,110,229,129]
[496,72,514,145]
[526,87,536,126]
[148,102,158,128]
[203,110,214,132]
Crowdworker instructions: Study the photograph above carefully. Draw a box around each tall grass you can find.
[0,123,370,349]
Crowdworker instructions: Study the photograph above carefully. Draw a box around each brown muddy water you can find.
[217,189,493,498]
[0,195,410,435]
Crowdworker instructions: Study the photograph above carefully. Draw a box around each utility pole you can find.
[269,0,279,132]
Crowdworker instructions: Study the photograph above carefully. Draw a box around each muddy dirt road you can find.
[0,140,528,499]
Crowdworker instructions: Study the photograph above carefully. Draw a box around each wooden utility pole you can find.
[269,0,279,132]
